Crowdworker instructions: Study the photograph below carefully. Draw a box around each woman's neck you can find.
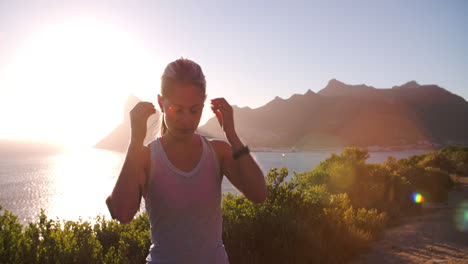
[162,132,198,147]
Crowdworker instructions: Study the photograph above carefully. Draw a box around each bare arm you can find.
[214,137,267,203]
[106,102,155,223]
[211,98,267,203]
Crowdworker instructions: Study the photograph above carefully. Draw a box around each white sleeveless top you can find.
[145,134,230,264]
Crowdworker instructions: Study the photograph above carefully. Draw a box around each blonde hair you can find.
[159,58,206,136]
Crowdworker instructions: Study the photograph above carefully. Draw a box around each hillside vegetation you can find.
[1,146,466,264]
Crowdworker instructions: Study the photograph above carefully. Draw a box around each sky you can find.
[0,0,467,147]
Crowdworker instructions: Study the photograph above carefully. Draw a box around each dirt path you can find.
[352,177,468,264]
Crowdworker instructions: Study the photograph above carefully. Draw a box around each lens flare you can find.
[454,201,468,232]
[412,192,425,203]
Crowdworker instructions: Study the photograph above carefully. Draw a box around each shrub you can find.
[0,206,25,264]
[438,146,468,176]
[222,168,387,264]
[294,147,418,220]
[0,206,150,264]
[395,155,455,203]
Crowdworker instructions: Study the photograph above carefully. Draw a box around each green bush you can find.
[394,151,456,203]
[438,146,468,176]
[293,147,418,220]
[397,146,467,178]
[0,206,150,264]
[0,206,24,263]
[222,168,387,264]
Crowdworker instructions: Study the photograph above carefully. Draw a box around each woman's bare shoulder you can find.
[206,138,230,150]
[204,139,228,172]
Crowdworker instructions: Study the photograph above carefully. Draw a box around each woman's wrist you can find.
[226,132,242,151]
[233,145,250,160]
[227,132,251,160]
[128,142,144,153]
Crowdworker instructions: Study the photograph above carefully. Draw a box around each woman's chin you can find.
[179,129,195,134]
[167,129,196,137]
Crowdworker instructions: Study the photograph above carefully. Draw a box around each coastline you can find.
[251,145,437,153]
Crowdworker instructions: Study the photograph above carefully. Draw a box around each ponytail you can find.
[159,114,167,136]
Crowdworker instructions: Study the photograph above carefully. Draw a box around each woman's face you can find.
[158,83,205,137]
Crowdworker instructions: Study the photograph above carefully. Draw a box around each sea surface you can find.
[0,147,430,225]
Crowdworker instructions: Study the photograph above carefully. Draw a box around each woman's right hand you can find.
[129,102,156,145]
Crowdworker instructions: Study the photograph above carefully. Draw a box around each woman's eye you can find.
[168,108,182,114]
[191,107,203,114]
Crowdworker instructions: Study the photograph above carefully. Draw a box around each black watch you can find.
[233,145,250,160]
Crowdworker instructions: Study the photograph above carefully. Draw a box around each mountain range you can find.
[95,80,468,151]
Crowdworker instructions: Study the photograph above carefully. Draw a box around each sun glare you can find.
[2,19,161,148]
[49,148,126,222]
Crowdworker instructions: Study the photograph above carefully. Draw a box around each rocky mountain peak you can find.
[304,89,316,96]
[393,81,421,89]
[318,79,374,97]
[326,79,346,88]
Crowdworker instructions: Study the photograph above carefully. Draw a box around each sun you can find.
[2,18,162,149]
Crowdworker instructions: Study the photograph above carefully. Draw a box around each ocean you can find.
[0,147,430,225]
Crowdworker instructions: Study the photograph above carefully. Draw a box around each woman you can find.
[106,58,267,264]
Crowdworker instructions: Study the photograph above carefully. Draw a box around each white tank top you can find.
[145,134,230,264]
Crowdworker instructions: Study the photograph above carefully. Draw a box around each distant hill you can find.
[93,95,160,152]
[198,80,468,150]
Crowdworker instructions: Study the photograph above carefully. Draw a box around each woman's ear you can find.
[157,94,164,113]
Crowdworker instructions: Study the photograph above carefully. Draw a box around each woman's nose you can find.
[178,111,193,123]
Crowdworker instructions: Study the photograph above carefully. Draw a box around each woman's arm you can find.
[211,98,267,203]
[106,143,149,223]
[106,102,155,223]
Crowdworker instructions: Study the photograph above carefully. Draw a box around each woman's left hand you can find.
[211,98,236,139]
